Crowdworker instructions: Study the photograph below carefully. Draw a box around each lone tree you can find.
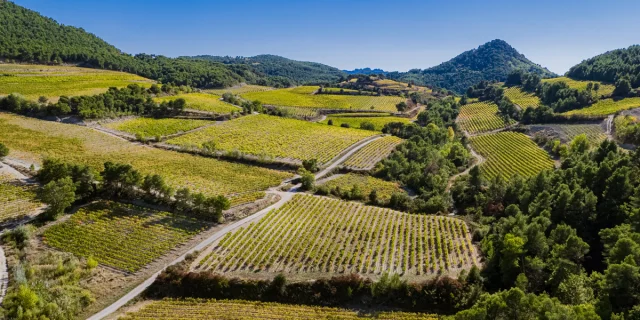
[396,101,407,112]
[39,177,76,220]
[613,78,632,97]
[0,142,8,160]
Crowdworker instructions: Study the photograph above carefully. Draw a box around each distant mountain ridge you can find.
[343,68,389,75]
[567,44,640,87]
[184,54,346,86]
[386,39,557,93]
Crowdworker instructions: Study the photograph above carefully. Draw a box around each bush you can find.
[0,142,9,159]
[340,123,351,128]
[360,121,375,131]
[300,171,315,191]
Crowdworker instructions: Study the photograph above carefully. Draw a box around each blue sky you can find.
[14,0,640,74]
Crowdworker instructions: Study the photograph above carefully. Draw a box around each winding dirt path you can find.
[446,144,485,192]
[315,135,383,180]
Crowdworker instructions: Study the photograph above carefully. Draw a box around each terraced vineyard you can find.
[503,86,540,108]
[196,195,477,278]
[271,106,321,119]
[342,136,403,170]
[0,175,42,224]
[321,115,411,131]
[562,97,640,116]
[103,118,213,139]
[154,93,241,114]
[204,84,274,95]
[167,114,377,164]
[119,299,439,320]
[0,64,154,101]
[542,77,615,96]
[43,201,208,273]
[241,86,404,112]
[470,132,555,180]
[321,174,405,202]
[457,101,514,134]
[0,113,292,197]
[528,124,607,144]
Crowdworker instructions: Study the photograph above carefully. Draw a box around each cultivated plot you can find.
[503,86,540,108]
[204,84,274,95]
[166,114,377,165]
[321,115,411,131]
[241,86,404,112]
[457,101,514,134]
[0,113,292,197]
[562,97,640,116]
[341,135,404,170]
[528,124,607,144]
[154,93,241,114]
[119,299,439,320]
[321,173,405,202]
[542,77,615,97]
[196,195,477,279]
[0,175,41,224]
[0,64,153,101]
[43,201,208,273]
[103,117,213,140]
[470,132,555,180]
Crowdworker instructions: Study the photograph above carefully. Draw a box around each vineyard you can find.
[0,113,292,197]
[0,64,154,101]
[0,175,42,224]
[195,195,477,278]
[503,86,540,108]
[154,93,241,114]
[528,124,607,144]
[321,115,411,131]
[204,84,274,95]
[166,114,377,164]
[118,299,438,320]
[321,174,405,202]
[542,77,615,96]
[457,101,514,134]
[103,118,212,139]
[342,136,404,170]
[271,106,321,119]
[43,201,208,273]
[229,191,266,207]
[241,86,404,112]
[470,132,555,180]
[562,97,640,116]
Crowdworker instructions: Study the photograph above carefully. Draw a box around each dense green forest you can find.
[186,54,346,86]
[567,45,640,88]
[0,1,262,88]
[387,40,557,94]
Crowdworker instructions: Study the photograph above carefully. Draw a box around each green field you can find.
[0,113,292,197]
[196,194,477,278]
[204,84,274,95]
[166,114,377,164]
[119,299,438,320]
[154,93,241,114]
[542,77,615,96]
[43,201,207,272]
[457,101,514,134]
[0,175,41,224]
[321,173,404,202]
[503,86,540,108]
[562,97,640,116]
[470,132,555,180]
[342,135,404,170]
[0,64,154,101]
[241,86,404,112]
[103,118,213,139]
[320,115,411,131]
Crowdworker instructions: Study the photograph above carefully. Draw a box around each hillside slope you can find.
[387,39,556,93]
[567,45,640,87]
[0,1,261,88]
[187,54,346,86]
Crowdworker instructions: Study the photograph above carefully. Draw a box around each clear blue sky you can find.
[13,0,640,74]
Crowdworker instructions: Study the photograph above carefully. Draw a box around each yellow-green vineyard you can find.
[457,101,513,134]
[562,97,640,116]
[103,118,213,139]
[0,113,292,197]
[542,77,615,97]
[241,86,404,112]
[0,174,42,224]
[470,132,555,180]
[118,299,438,320]
[154,92,241,114]
[0,64,154,101]
[195,195,477,278]
[503,86,540,108]
[342,136,404,170]
[167,114,377,164]
[321,174,405,202]
[321,115,411,131]
[43,201,208,273]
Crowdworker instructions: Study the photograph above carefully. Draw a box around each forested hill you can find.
[343,68,389,75]
[186,54,346,86]
[567,45,640,88]
[387,39,556,93]
[0,1,263,88]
